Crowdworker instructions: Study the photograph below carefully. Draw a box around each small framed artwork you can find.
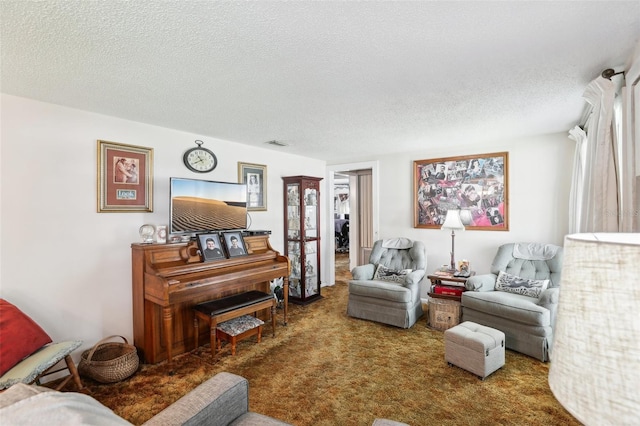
[237,162,267,211]
[196,233,227,262]
[222,231,247,257]
[413,151,508,231]
[97,140,153,212]
[156,225,167,244]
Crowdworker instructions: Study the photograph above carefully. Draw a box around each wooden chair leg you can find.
[52,374,71,391]
[271,303,276,337]
[64,355,84,392]
[209,318,217,359]
[51,355,84,392]
[193,316,199,350]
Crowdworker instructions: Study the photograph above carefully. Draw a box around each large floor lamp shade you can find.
[548,233,640,425]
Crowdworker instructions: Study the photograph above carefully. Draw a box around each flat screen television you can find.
[170,177,247,235]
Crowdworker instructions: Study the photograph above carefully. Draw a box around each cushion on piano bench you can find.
[194,291,273,317]
[217,315,264,336]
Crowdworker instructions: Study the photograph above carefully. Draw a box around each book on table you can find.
[432,270,454,278]
[433,284,464,297]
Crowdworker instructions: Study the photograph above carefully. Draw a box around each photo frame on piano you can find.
[222,231,248,258]
[196,233,227,262]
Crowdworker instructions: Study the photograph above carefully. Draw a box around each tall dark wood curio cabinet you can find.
[283,175,323,305]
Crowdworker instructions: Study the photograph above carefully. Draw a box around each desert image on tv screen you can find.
[171,179,247,233]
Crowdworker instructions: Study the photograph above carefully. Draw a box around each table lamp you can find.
[441,209,465,272]
[548,233,640,425]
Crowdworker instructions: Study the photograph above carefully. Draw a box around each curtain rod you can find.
[578,68,625,129]
[601,68,625,80]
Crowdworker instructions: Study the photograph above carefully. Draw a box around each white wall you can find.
[1,94,574,366]
[329,133,573,297]
[0,94,325,360]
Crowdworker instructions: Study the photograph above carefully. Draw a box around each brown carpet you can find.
[60,253,579,425]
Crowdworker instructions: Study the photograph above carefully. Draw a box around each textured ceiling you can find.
[1,1,639,163]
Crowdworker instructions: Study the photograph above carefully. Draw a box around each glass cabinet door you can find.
[286,183,301,298]
[304,187,317,239]
[283,176,323,305]
[287,240,301,298]
[286,183,300,240]
[303,241,318,297]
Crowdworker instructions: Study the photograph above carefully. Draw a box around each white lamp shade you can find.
[441,210,465,231]
[459,209,473,226]
[548,233,640,425]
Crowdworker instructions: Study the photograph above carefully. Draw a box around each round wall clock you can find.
[183,140,217,173]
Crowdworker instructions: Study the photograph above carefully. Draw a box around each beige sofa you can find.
[0,372,290,426]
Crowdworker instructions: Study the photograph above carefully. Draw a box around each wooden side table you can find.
[427,272,475,302]
[427,272,474,331]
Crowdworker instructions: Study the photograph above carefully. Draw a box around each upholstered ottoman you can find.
[216,315,264,356]
[444,321,505,379]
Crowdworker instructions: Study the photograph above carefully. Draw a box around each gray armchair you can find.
[348,238,426,328]
[461,243,563,361]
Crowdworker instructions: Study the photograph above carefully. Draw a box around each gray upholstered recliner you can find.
[348,238,426,328]
[461,243,563,362]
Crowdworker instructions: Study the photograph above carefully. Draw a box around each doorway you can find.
[334,173,351,280]
[334,173,350,253]
[326,161,379,286]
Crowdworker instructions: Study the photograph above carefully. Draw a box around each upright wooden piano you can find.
[132,234,290,364]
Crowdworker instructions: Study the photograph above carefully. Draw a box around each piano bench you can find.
[216,315,264,356]
[193,291,276,359]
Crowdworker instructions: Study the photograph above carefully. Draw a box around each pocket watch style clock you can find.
[183,140,217,173]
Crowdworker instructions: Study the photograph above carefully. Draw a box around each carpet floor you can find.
[64,253,579,425]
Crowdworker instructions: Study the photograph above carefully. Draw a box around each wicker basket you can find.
[79,335,139,383]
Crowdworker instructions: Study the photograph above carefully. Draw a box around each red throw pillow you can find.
[0,299,52,376]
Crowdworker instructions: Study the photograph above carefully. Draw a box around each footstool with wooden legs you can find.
[216,315,264,355]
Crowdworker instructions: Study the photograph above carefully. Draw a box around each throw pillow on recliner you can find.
[0,299,52,376]
[373,265,412,284]
[494,271,549,298]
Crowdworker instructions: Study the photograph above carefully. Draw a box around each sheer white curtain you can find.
[620,41,640,232]
[573,77,618,232]
[615,84,637,232]
[568,126,587,233]
[569,41,639,233]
